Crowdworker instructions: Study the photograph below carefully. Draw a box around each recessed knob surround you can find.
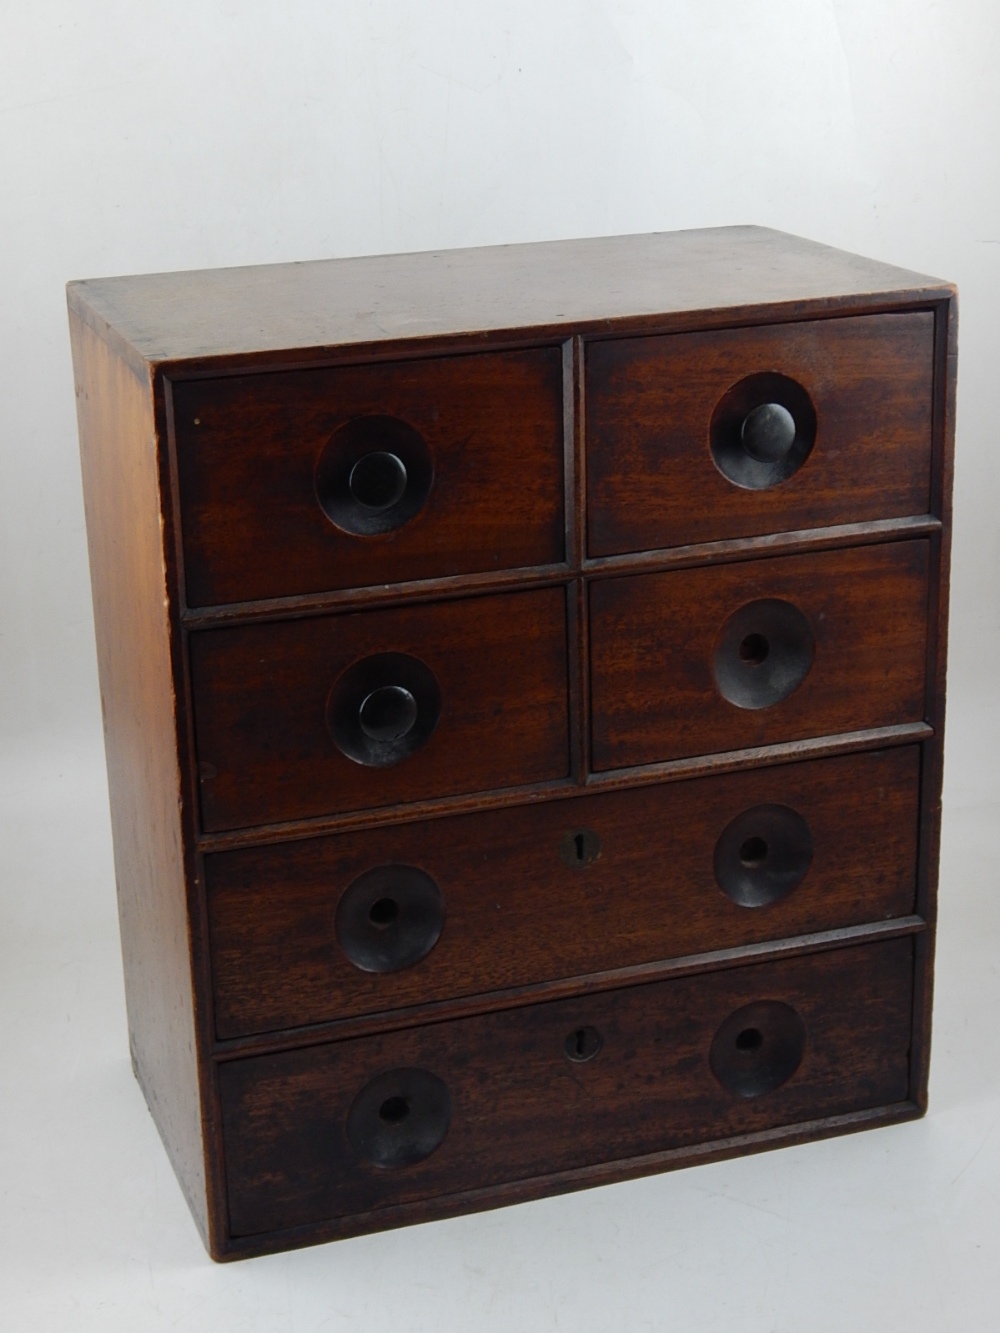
[335,865,445,973]
[327,652,441,767]
[713,804,814,907]
[710,1000,806,1097]
[316,415,434,535]
[710,373,816,490]
[347,1068,451,1168]
[713,598,815,710]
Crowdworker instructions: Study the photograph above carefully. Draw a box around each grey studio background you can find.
[2,3,998,1330]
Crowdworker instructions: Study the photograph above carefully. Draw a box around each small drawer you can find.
[190,587,569,832]
[586,313,934,557]
[207,747,919,1039]
[590,540,928,771]
[219,938,914,1238]
[173,347,565,608]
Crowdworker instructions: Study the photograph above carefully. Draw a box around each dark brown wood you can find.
[190,587,570,831]
[66,227,952,372]
[68,315,212,1243]
[218,937,913,1239]
[206,747,919,1039]
[67,227,954,1262]
[212,917,925,1059]
[214,1099,923,1258]
[173,348,565,607]
[590,540,929,771]
[586,313,935,556]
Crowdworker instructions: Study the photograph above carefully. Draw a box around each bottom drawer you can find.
[219,938,914,1240]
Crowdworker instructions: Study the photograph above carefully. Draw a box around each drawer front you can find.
[191,587,569,832]
[590,540,928,771]
[586,313,934,557]
[173,347,565,608]
[208,747,919,1039]
[219,938,914,1237]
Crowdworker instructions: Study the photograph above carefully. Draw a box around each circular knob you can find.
[709,374,816,490]
[740,402,796,463]
[347,1067,451,1168]
[326,652,441,768]
[336,865,445,973]
[710,1000,806,1098]
[315,415,433,536]
[713,598,815,710]
[359,685,418,742]
[713,804,814,907]
[348,451,408,511]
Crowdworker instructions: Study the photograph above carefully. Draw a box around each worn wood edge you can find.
[179,516,941,626]
[211,1100,924,1260]
[75,287,954,384]
[195,722,933,851]
[68,312,213,1248]
[909,290,957,1109]
[582,516,941,580]
[210,916,926,1059]
[157,370,232,1252]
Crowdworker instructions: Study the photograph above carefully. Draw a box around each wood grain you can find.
[218,937,914,1238]
[590,540,929,771]
[190,587,570,832]
[69,314,211,1243]
[586,313,934,556]
[173,347,565,607]
[66,227,952,373]
[206,747,919,1039]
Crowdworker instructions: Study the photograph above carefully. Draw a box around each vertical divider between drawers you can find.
[565,336,590,783]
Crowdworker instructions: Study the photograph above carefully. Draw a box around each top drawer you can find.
[172,347,565,607]
[586,312,934,557]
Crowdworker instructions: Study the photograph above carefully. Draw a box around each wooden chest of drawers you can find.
[67,227,956,1261]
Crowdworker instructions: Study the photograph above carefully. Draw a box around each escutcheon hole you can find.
[739,633,770,665]
[378,1095,410,1123]
[368,896,399,928]
[735,1027,764,1053]
[739,836,768,869]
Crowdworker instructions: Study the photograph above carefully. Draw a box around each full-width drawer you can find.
[173,347,565,607]
[191,587,569,832]
[590,540,929,771]
[219,938,914,1238]
[207,747,919,1039]
[586,313,934,557]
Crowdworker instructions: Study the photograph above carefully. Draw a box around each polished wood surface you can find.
[69,316,212,1243]
[219,938,913,1238]
[190,587,570,831]
[207,747,919,1039]
[587,313,934,556]
[67,227,952,371]
[67,227,955,1261]
[590,540,929,771]
[174,347,565,607]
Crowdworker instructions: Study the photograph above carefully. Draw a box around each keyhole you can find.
[564,1025,603,1062]
[378,1095,410,1123]
[559,828,601,868]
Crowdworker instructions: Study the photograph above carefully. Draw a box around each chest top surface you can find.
[66,226,951,370]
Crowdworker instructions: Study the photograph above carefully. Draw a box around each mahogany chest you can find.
[67,228,956,1260]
